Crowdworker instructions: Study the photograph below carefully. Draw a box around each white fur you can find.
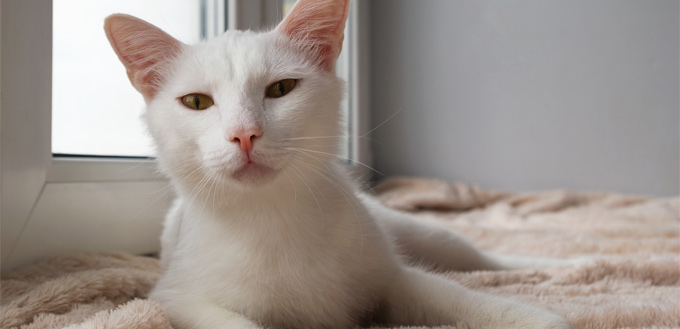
[106,5,572,329]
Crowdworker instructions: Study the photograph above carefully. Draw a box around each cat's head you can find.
[105,0,349,191]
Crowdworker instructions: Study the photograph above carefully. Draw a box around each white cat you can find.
[105,1,571,328]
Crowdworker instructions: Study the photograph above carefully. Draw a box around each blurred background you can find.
[369,0,678,196]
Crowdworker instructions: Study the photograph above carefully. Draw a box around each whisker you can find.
[180,167,222,239]
[197,168,219,223]
[288,161,323,215]
[125,180,174,222]
[361,109,401,138]
[212,171,222,216]
[118,157,157,172]
[283,171,298,202]
[288,155,334,207]
[288,150,332,172]
[125,165,208,222]
[283,135,383,145]
[286,147,384,177]
[185,170,212,211]
[293,159,365,256]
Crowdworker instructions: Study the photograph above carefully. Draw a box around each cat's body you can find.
[105,1,572,328]
[156,166,397,328]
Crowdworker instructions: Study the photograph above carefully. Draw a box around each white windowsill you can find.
[47,157,166,183]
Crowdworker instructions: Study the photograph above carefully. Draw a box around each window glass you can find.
[283,0,297,16]
[52,0,202,156]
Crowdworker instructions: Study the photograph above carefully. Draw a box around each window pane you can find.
[52,0,202,157]
[283,0,297,16]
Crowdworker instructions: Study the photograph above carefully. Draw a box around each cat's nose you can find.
[229,129,262,154]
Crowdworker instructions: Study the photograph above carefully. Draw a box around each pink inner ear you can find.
[105,14,182,100]
[277,0,350,72]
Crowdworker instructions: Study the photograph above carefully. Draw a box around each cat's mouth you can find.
[230,162,278,185]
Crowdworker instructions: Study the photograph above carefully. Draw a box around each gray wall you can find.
[369,0,679,196]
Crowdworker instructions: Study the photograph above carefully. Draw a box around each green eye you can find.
[181,93,214,110]
[266,79,297,98]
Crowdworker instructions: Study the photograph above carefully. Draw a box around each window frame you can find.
[0,0,371,270]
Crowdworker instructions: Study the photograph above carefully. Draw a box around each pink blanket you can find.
[2,177,678,328]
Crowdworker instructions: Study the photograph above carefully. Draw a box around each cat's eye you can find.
[181,93,214,110]
[266,79,297,98]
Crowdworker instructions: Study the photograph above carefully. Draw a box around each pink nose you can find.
[229,129,262,154]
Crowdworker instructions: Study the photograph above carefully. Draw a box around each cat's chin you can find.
[229,162,278,186]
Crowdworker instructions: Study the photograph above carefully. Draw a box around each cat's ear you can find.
[276,0,349,72]
[104,14,183,100]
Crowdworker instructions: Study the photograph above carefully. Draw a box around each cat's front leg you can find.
[377,267,571,329]
[153,297,263,329]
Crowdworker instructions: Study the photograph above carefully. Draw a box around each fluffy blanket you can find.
[2,177,678,329]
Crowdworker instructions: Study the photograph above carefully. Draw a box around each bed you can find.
[2,177,678,328]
